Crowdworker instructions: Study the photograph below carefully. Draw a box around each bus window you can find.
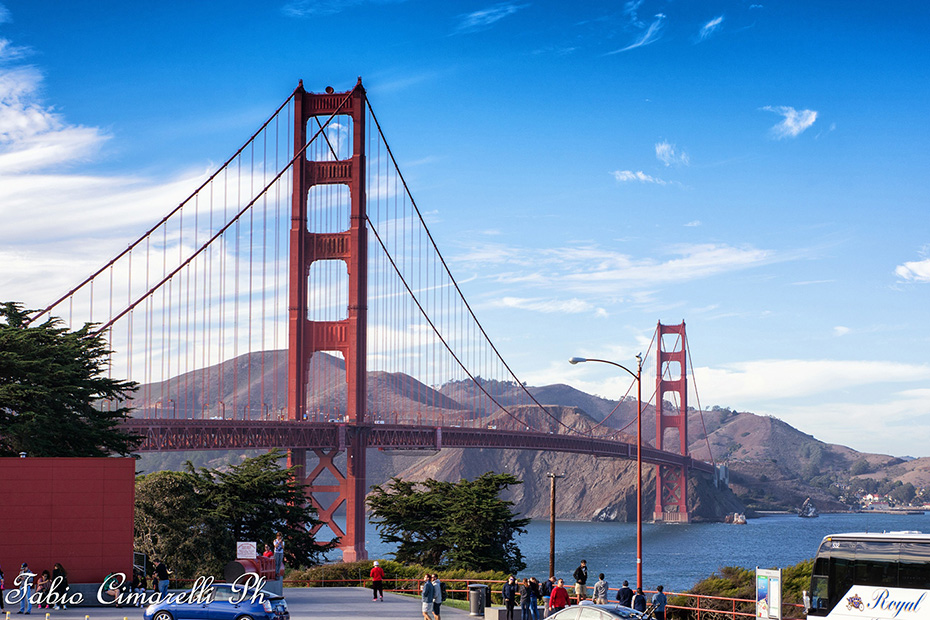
[810,575,829,613]
[899,543,930,588]
[855,541,898,587]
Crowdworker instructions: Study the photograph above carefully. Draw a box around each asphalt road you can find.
[2,587,472,620]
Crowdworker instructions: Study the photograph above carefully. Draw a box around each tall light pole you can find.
[569,354,643,590]
[547,472,563,578]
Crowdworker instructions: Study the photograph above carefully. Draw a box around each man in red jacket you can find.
[370,561,385,601]
[549,578,570,613]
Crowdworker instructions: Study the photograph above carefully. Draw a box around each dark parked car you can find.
[547,603,652,620]
[143,583,288,620]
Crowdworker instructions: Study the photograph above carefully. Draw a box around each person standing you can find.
[0,563,5,612]
[616,580,633,607]
[370,560,385,601]
[651,585,667,620]
[549,578,570,613]
[51,563,68,610]
[502,576,518,620]
[421,573,435,620]
[572,560,588,602]
[529,577,541,620]
[153,559,170,598]
[632,587,646,612]
[431,574,444,620]
[540,576,555,613]
[592,574,608,605]
[17,562,35,615]
[273,532,285,578]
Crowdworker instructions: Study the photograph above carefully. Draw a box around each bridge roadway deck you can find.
[124,419,714,473]
[11,587,467,619]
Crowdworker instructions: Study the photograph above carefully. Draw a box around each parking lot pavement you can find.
[2,587,471,619]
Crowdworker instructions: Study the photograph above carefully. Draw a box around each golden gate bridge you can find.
[27,79,715,561]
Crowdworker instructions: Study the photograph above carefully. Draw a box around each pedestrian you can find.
[35,570,50,608]
[616,580,633,607]
[593,573,608,605]
[273,532,285,578]
[549,578,570,613]
[153,559,171,598]
[52,563,68,610]
[632,587,646,612]
[572,559,588,602]
[529,577,541,620]
[0,563,5,611]
[262,544,274,558]
[519,578,532,620]
[651,585,667,620]
[502,576,518,620]
[421,573,435,620]
[17,562,35,615]
[540,576,555,613]
[431,574,444,620]
[370,560,385,601]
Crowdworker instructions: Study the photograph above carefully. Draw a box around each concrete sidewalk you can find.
[2,587,472,620]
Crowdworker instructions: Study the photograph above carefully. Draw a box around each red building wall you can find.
[0,457,134,583]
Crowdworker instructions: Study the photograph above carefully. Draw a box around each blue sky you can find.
[1,1,929,456]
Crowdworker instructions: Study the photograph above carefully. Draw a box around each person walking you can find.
[549,578,570,613]
[651,585,667,620]
[572,560,588,602]
[17,562,35,615]
[616,580,633,607]
[421,573,435,620]
[591,573,608,605]
[370,560,385,601]
[632,587,646,612]
[431,574,444,620]
[540,576,555,613]
[502,576,518,620]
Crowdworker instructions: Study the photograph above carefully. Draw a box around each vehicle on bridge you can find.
[808,531,930,619]
[143,583,289,620]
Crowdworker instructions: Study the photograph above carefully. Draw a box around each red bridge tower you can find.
[654,321,690,522]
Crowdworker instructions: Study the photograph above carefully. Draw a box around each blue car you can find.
[143,583,289,620]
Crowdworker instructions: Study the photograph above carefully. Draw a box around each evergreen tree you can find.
[0,302,140,457]
[368,472,529,573]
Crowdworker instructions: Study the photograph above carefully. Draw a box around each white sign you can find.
[826,586,929,619]
[756,568,782,620]
[236,541,257,559]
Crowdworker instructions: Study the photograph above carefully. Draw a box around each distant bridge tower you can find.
[654,321,690,522]
[287,80,368,561]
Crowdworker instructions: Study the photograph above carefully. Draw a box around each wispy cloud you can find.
[684,220,701,227]
[282,0,406,17]
[833,326,850,337]
[697,15,724,41]
[611,170,667,185]
[608,12,666,54]
[896,257,930,282]
[454,2,529,34]
[762,105,818,139]
[491,296,607,316]
[655,140,690,167]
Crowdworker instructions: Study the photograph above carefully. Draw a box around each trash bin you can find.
[468,584,489,616]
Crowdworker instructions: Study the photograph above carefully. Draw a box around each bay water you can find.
[362,512,930,592]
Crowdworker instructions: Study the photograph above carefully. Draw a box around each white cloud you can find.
[454,2,528,34]
[491,296,607,316]
[833,326,850,337]
[611,169,667,185]
[698,15,724,41]
[684,220,701,227]
[895,257,930,282]
[655,140,690,167]
[608,13,666,54]
[762,105,818,139]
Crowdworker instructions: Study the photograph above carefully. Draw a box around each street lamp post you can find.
[547,472,563,578]
[569,354,643,590]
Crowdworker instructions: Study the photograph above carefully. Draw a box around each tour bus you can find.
[809,531,930,619]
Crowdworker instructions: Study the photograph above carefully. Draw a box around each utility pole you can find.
[547,472,563,578]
